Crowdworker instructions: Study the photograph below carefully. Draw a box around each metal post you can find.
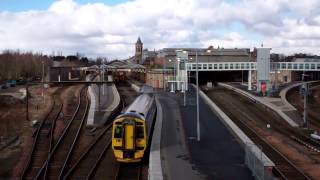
[196,51,200,142]
[174,62,176,92]
[26,83,29,121]
[42,59,44,97]
[102,62,105,95]
[163,59,165,91]
[241,70,243,85]
[303,83,308,128]
[98,84,101,111]
[177,59,180,91]
[248,70,252,90]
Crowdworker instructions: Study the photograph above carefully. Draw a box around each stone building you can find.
[135,37,143,64]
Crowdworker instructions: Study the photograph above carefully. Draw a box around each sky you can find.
[0,0,319,59]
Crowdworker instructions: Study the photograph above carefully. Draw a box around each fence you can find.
[245,143,275,180]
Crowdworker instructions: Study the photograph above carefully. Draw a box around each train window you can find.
[136,127,144,138]
[114,126,123,138]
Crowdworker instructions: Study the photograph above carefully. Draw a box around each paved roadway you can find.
[91,83,114,125]
[157,86,254,180]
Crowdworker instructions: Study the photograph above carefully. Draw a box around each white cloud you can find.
[0,0,320,58]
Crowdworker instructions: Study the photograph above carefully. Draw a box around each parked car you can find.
[1,83,8,89]
[16,78,26,85]
[7,80,16,87]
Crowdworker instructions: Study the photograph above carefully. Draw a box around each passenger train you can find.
[112,89,156,163]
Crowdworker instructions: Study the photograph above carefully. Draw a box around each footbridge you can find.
[168,48,320,93]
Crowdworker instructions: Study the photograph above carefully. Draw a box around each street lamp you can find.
[169,59,174,92]
[163,58,167,91]
[42,58,45,105]
[177,58,181,91]
[196,50,200,142]
[102,60,105,95]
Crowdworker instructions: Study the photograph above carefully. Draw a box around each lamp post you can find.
[177,58,180,91]
[42,59,44,97]
[163,58,166,91]
[102,60,105,95]
[169,59,174,92]
[196,50,200,142]
[302,73,309,129]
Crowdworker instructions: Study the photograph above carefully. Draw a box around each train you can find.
[112,89,156,163]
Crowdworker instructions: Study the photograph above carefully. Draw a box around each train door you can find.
[124,124,135,150]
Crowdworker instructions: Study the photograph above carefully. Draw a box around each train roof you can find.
[116,112,144,120]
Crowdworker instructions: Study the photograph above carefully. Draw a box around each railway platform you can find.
[87,83,120,126]
[218,82,303,127]
[155,89,254,179]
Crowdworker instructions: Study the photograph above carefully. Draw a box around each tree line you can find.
[0,50,51,82]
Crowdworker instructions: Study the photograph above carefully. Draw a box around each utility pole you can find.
[102,61,105,95]
[303,83,308,128]
[196,50,200,142]
[26,82,29,121]
[98,84,101,112]
[163,59,166,91]
[301,72,309,129]
[42,58,45,105]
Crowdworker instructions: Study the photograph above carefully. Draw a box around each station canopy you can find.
[89,60,146,72]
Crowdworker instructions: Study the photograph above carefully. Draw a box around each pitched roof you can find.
[136,37,142,44]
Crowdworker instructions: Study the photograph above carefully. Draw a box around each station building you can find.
[124,37,320,91]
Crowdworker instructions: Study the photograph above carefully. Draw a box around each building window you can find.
[288,64,292,69]
[225,64,229,69]
[219,64,223,69]
[203,64,207,69]
[305,64,310,69]
[311,64,315,69]
[241,64,244,69]
[230,64,234,69]
[214,64,218,69]
[281,63,286,69]
[317,64,320,70]
[299,64,304,69]
[235,64,239,69]
[293,64,298,69]
[209,64,213,69]
[246,63,250,69]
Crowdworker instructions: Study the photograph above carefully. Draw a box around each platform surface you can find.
[87,83,120,126]
[157,89,254,180]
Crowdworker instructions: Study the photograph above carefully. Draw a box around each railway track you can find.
[62,124,113,179]
[286,86,320,130]
[34,86,89,180]
[208,88,311,180]
[115,163,142,180]
[116,81,138,106]
[21,90,63,180]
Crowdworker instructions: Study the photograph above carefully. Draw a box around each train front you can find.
[112,114,146,162]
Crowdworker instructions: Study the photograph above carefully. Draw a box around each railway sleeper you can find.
[291,136,320,153]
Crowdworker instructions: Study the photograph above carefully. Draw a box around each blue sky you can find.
[0,0,129,11]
